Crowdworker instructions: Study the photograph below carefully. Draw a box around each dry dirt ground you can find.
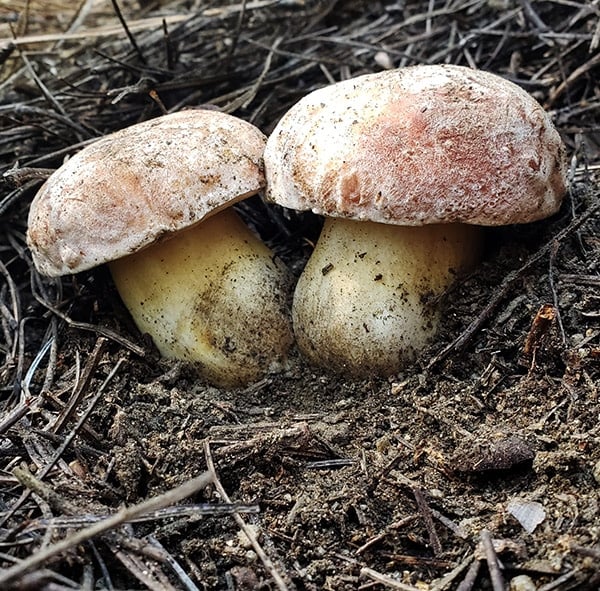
[0,1,599,590]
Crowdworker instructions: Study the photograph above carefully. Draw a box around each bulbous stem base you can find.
[292,218,482,378]
[110,208,294,387]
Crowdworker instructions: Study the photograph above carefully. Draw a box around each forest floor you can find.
[0,1,599,589]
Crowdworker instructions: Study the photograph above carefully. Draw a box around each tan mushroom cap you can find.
[264,64,568,225]
[27,109,267,277]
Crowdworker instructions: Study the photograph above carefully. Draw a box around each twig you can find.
[32,287,146,357]
[40,354,124,481]
[455,558,482,591]
[147,535,201,591]
[546,51,600,107]
[569,543,600,559]
[480,530,505,591]
[13,465,80,516]
[359,566,422,590]
[2,166,54,187]
[203,440,292,591]
[11,39,68,119]
[548,241,566,346]
[26,502,259,529]
[110,539,178,591]
[51,337,107,434]
[537,570,577,591]
[518,0,550,34]
[355,515,419,555]
[0,471,214,587]
[109,0,146,64]
[225,0,248,68]
[0,356,125,530]
[430,554,475,591]
[89,541,114,590]
[428,200,600,368]
[413,487,442,556]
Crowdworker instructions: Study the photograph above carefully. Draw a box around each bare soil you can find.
[0,1,599,590]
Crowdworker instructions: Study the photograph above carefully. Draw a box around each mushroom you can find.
[27,109,294,387]
[264,64,567,378]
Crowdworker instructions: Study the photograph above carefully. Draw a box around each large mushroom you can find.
[264,64,567,378]
[27,109,294,387]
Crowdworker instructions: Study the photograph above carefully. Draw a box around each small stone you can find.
[509,574,537,591]
[374,51,394,70]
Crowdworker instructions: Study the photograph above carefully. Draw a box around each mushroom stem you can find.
[109,208,293,387]
[292,218,482,377]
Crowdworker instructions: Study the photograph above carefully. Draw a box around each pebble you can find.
[509,574,537,591]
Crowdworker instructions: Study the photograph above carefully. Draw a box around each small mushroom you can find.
[264,64,567,377]
[27,110,294,387]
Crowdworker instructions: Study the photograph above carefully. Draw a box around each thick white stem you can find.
[109,208,293,387]
[292,218,481,377]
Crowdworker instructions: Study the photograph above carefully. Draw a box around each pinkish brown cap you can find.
[264,64,567,226]
[27,109,267,277]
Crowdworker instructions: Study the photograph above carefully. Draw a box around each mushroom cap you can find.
[264,64,568,226]
[27,109,267,277]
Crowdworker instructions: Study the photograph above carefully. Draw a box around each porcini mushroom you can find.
[27,110,294,387]
[264,64,567,377]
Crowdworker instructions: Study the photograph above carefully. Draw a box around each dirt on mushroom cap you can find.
[27,109,267,277]
[265,65,568,226]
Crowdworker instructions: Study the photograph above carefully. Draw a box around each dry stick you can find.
[41,354,123,482]
[51,337,107,434]
[570,543,600,559]
[561,274,600,286]
[3,14,188,46]
[429,554,476,591]
[13,465,80,516]
[222,35,282,113]
[518,0,550,33]
[0,180,43,217]
[28,503,259,529]
[88,541,113,590]
[427,200,600,369]
[111,546,177,591]
[455,559,482,591]
[359,567,422,590]
[0,357,124,530]
[0,259,20,332]
[0,471,214,588]
[14,467,214,590]
[546,51,600,107]
[480,530,505,591]
[0,258,21,388]
[203,440,292,591]
[147,535,200,591]
[592,16,600,51]
[0,394,41,435]
[10,36,68,120]
[109,0,146,64]
[412,487,442,556]
[224,0,248,68]
[37,313,59,397]
[548,240,566,346]
[429,508,468,541]
[33,290,146,357]
[537,570,577,591]
[355,515,419,555]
